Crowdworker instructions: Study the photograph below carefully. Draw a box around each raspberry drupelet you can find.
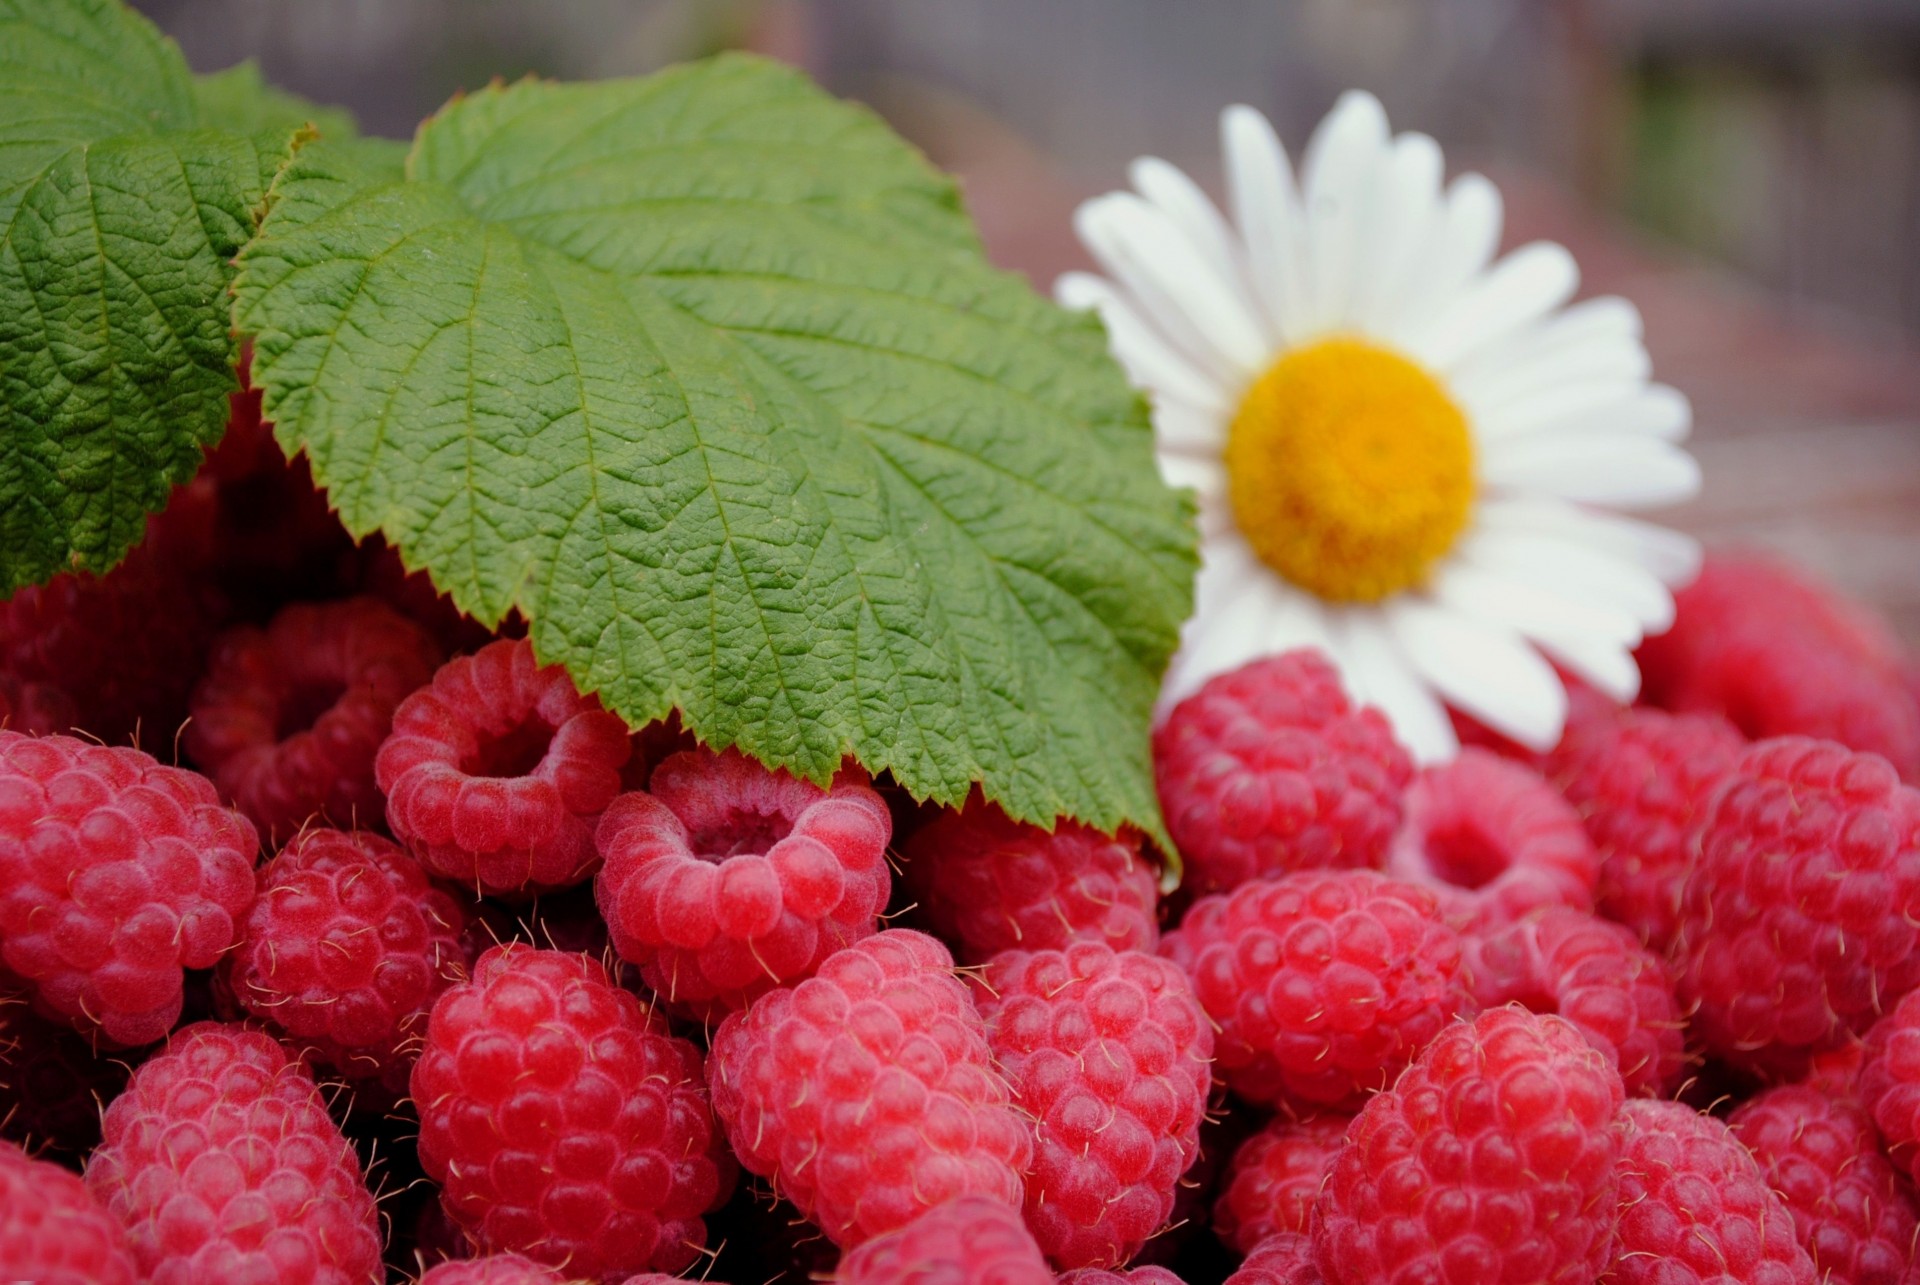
[186,596,442,842]
[832,1195,1053,1285]
[1311,1008,1624,1285]
[1675,737,1920,1079]
[1160,869,1471,1109]
[901,795,1159,963]
[1227,1234,1324,1285]
[708,929,1032,1248]
[1153,650,1412,896]
[226,828,468,1089]
[84,1022,382,1285]
[1059,1269,1188,1284]
[0,732,258,1046]
[377,637,630,895]
[1861,988,1920,1184]
[972,942,1213,1269]
[411,945,730,1279]
[1213,1114,1350,1255]
[0,1138,137,1285]
[595,747,891,1017]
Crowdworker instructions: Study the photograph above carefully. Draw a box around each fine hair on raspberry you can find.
[376,637,630,895]
[1213,1113,1350,1255]
[595,746,892,1016]
[833,1194,1054,1285]
[0,1138,136,1285]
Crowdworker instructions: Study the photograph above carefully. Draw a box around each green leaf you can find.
[235,56,1196,848]
[0,0,355,592]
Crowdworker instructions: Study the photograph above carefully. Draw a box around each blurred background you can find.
[136,0,1920,640]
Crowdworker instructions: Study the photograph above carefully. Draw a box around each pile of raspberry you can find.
[12,434,1920,1285]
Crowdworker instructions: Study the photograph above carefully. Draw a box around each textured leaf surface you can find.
[0,0,351,591]
[235,57,1195,845]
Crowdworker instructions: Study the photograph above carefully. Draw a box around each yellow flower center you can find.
[1224,336,1475,603]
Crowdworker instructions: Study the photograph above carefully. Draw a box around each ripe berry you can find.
[0,1138,136,1285]
[595,747,891,1016]
[1228,1233,1324,1285]
[84,1022,382,1284]
[226,828,468,1087]
[1730,1085,1920,1285]
[902,796,1159,963]
[1059,1269,1187,1285]
[708,929,1031,1247]
[417,1255,573,1284]
[1386,747,1596,930]
[1675,737,1920,1078]
[411,944,729,1278]
[1161,870,1471,1108]
[973,942,1212,1268]
[186,596,442,841]
[1311,1008,1625,1284]
[1213,1114,1349,1255]
[833,1195,1052,1285]
[1609,1098,1814,1284]
[1861,988,1920,1184]
[1154,650,1412,895]
[377,638,630,895]
[0,732,258,1046]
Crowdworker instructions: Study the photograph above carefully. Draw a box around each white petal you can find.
[1481,433,1701,507]
[1056,273,1231,415]
[1383,172,1503,343]
[1129,156,1269,341]
[1427,560,1643,648]
[1152,397,1229,458]
[1458,526,1677,632]
[1501,385,1691,444]
[1077,194,1271,379]
[1534,632,1642,704]
[1300,90,1392,333]
[1162,559,1297,707]
[1222,104,1309,342]
[1337,610,1457,762]
[1388,599,1567,751]
[1476,497,1702,587]
[1350,132,1447,333]
[1403,241,1581,371]
[1156,452,1227,502]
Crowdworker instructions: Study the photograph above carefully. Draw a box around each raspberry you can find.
[1153,650,1412,895]
[594,747,891,1017]
[186,596,443,841]
[1861,989,1920,1183]
[1640,553,1920,780]
[833,1195,1052,1285]
[226,828,468,1086]
[411,944,729,1278]
[1160,870,1471,1108]
[0,1138,137,1284]
[417,1256,571,1285]
[1675,737,1920,1078]
[1311,1008,1624,1285]
[1059,1270,1187,1285]
[1730,1085,1920,1285]
[901,795,1159,963]
[708,929,1031,1247]
[1228,1233,1324,1285]
[973,942,1213,1268]
[1555,706,1743,950]
[1213,1114,1348,1255]
[377,638,630,895]
[1385,748,1596,931]
[0,732,259,1045]
[1449,671,1621,780]
[1609,1098,1814,1284]
[0,999,129,1157]
[1464,907,1685,1097]
[84,1021,381,1283]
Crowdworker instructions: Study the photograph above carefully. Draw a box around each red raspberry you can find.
[1449,671,1621,780]
[187,596,442,842]
[1385,748,1596,931]
[1161,870,1471,1108]
[0,1000,129,1157]
[84,1021,381,1283]
[1730,1085,1920,1285]
[417,1256,571,1285]
[708,929,1031,1246]
[0,732,258,1045]
[1555,706,1743,951]
[0,1138,137,1285]
[227,828,468,1086]
[1861,989,1920,1183]
[1610,1098,1814,1284]
[594,747,891,1017]
[1153,651,1412,896]
[1640,553,1920,780]
[411,944,729,1278]
[902,796,1159,964]
[1675,737,1920,1078]
[1059,1271,1187,1285]
[1464,907,1685,1097]
[377,638,630,895]
[973,942,1213,1268]
[1228,1233,1324,1285]
[833,1195,1051,1285]
[1213,1114,1349,1255]
[1311,1008,1625,1284]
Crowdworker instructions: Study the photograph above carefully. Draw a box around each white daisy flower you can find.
[1060,91,1702,762]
